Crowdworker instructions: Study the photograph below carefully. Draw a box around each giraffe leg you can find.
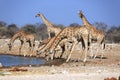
[89,43,94,58]
[83,49,88,63]
[31,46,34,56]
[101,42,105,59]
[32,42,35,56]
[19,41,23,55]
[61,43,69,59]
[29,41,35,57]
[28,42,32,56]
[88,34,93,58]
[82,35,89,63]
[45,53,50,61]
[50,51,55,60]
[40,50,48,61]
[23,41,28,57]
[64,44,70,59]
[54,45,61,58]
[93,43,100,59]
[78,42,84,61]
[66,39,77,62]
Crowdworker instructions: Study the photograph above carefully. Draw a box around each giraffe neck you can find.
[9,33,20,45]
[81,14,91,26]
[40,14,54,28]
[80,13,98,33]
[38,27,67,53]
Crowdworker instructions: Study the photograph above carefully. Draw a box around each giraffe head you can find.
[78,10,84,18]
[8,43,12,51]
[36,49,45,55]
[35,12,42,17]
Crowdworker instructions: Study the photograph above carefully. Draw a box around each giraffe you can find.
[37,37,70,59]
[35,13,61,39]
[39,26,89,62]
[8,30,35,56]
[78,10,105,59]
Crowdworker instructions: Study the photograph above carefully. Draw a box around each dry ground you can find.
[0,39,120,80]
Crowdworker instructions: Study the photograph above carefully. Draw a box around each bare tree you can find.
[94,22,108,33]
[106,26,120,43]
[0,21,7,38]
[21,24,36,33]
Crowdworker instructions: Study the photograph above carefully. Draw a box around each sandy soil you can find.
[0,39,120,80]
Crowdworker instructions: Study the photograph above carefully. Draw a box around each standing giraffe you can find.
[8,31,35,56]
[38,26,89,62]
[35,13,61,39]
[78,10,105,59]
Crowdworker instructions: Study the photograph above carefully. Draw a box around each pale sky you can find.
[0,0,120,27]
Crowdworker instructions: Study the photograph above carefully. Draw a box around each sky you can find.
[0,0,120,27]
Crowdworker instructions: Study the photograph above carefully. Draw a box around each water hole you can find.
[0,54,46,67]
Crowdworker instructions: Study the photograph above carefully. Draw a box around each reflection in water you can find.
[0,54,46,67]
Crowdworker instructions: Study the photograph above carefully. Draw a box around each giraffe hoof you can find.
[66,59,69,63]
[24,54,26,57]
[93,56,96,59]
[83,58,87,63]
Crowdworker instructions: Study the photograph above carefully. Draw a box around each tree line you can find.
[0,21,120,43]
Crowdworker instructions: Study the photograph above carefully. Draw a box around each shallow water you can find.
[0,54,46,67]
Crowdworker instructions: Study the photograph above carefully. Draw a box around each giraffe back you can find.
[88,25,105,40]
[48,26,88,51]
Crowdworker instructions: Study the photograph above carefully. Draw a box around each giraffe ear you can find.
[78,10,82,14]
